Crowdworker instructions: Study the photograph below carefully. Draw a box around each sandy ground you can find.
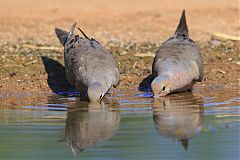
[0,0,239,43]
[0,0,239,97]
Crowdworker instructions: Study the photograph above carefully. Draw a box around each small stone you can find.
[8,47,14,51]
[9,72,16,77]
[210,40,221,48]
[233,61,240,65]
[120,51,128,56]
[228,58,233,61]
[1,55,6,59]
[218,70,226,74]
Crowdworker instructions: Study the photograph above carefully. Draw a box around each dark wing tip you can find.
[69,22,77,35]
[73,22,77,26]
[77,27,90,40]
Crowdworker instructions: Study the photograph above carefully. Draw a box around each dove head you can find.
[151,75,172,97]
[88,82,105,101]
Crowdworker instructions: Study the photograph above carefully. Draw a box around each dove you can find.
[55,23,120,101]
[65,101,120,156]
[152,93,204,151]
[151,10,204,97]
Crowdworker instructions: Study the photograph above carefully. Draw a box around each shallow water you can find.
[0,86,239,160]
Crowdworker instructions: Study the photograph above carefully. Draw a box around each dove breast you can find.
[152,38,203,92]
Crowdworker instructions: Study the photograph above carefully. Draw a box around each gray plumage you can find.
[65,101,120,156]
[55,23,120,101]
[151,10,204,97]
[152,93,204,151]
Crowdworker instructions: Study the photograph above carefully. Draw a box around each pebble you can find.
[119,51,128,56]
[9,72,16,77]
[218,70,226,74]
[233,61,240,65]
[210,39,222,48]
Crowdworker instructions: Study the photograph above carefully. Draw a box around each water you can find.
[0,86,239,160]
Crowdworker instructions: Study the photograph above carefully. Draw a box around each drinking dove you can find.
[55,23,120,101]
[151,10,204,97]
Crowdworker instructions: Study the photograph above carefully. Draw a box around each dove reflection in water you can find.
[151,93,204,150]
[65,101,120,156]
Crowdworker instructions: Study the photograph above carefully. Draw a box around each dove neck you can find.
[89,79,110,95]
[88,82,104,101]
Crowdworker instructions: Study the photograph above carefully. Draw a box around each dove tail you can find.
[180,138,189,151]
[77,27,90,40]
[69,22,77,35]
[55,28,68,45]
[66,22,77,43]
[175,10,189,37]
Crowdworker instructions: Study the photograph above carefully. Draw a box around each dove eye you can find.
[162,86,166,91]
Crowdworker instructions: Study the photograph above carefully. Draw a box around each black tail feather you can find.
[69,22,77,35]
[77,27,90,40]
[175,10,189,37]
[66,22,77,43]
